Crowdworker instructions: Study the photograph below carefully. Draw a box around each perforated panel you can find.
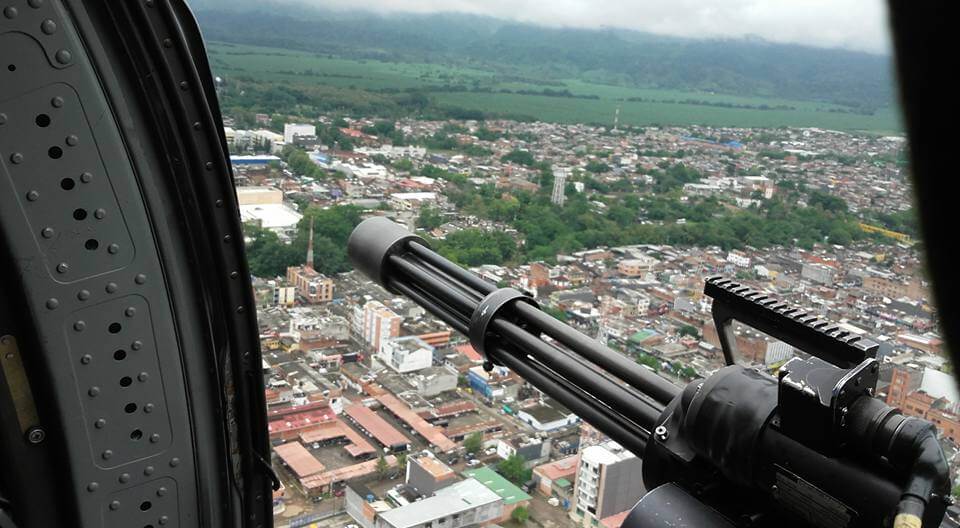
[104,478,179,528]
[3,83,136,281]
[69,296,172,467]
[0,1,200,527]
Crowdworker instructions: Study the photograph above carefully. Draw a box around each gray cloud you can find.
[300,0,890,54]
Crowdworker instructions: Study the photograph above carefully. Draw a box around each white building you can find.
[284,123,316,144]
[373,478,503,528]
[726,250,751,268]
[236,186,303,238]
[571,442,645,528]
[252,129,285,153]
[378,336,434,373]
[390,192,438,211]
[552,167,570,207]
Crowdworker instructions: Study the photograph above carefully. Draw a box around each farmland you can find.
[206,42,901,132]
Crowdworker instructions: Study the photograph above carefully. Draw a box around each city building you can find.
[405,454,457,496]
[462,466,532,521]
[552,167,570,207]
[361,301,403,353]
[571,442,646,528]
[533,455,578,499]
[378,336,434,373]
[236,186,302,238]
[284,123,317,144]
[374,478,503,528]
[617,256,658,277]
[801,263,836,285]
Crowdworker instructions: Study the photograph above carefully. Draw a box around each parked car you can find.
[467,459,481,467]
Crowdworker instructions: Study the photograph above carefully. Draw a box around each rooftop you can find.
[379,478,500,528]
[343,403,409,448]
[462,466,532,505]
[273,441,325,478]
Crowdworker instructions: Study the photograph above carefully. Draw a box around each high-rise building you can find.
[362,301,403,352]
[552,167,570,207]
[570,441,645,527]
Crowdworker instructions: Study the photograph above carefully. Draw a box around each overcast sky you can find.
[301,0,891,54]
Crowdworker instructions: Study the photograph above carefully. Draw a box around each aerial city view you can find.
[185,2,953,527]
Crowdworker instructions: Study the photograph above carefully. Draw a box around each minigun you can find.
[347,217,950,527]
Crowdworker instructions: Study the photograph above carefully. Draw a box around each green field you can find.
[207,41,902,132]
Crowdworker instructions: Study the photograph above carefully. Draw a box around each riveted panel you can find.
[68,295,172,468]
[1,1,203,527]
[104,478,179,528]
[0,82,136,282]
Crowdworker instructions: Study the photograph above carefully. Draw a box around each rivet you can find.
[0,113,6,125]
[236,306,245,314]
[144,466,155,476]
[80,354,91,364]
[124,307,136,317]
[134,274,147,285]
[138,371,149,382]
[94,418,106,429]
[26,190,40,201]
[108,244,119,254]
[27,0,44,7]
[55,49,72,64]
[108,500,120,511]
[215,199,224,207]
[145,0,155,6]
[45,298,59,310]
[80,172,92,183]
[41,227,55,238]
[94,208,106,219]
[65,134,79,146]
[179,81,188,90]
[57,262,69,274]
[131,340,143,350]
[229,271,239,279]
[77,289,90,301]
[144,403,155,413]
[102,450,113,460]
[88,386,99,397]
[10,153,24,164]
[150,433,160,443]
[74,321,86,332]
[156,486,167,497]
[105,282,118,294]
[205,161,214,171]
[86,482,98,492]
[193,121,201,130]
[118,473,130,484]
[223,234,232,243]
[169,457,180,467]
[3,6,18,19]
[51,97,64,108]
[41,19,57,34]
[159,515,169,525]
[162,38,173,48]
[26,427,45,444]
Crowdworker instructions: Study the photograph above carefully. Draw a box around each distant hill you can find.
[188,1,894,113]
